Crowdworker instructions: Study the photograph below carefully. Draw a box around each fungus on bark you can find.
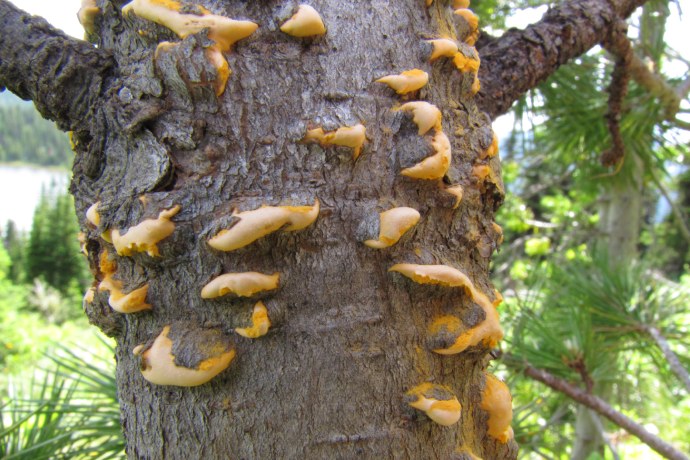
[86,201,101,227]
[208,200,319,251]
[97,251,151,314]
[453,0,471,8]
[280,4,326,37]
[376,69,429,95]
[480,372,514,443]
[122,0,258,51]
[77,0,100,36]
[397,101,442,135]
[405,382,462,426]
[134,324,236,387]
[364,207,421,249]
[83,286,96,305]
[235,301,271,338]
[389,263,503,354]
[303,124,366,160]
[111,205,180,257]
[453,51,481,94]
[427,38,459,63]
[454,8,479,46]
[401,130,451,180]
[445,185,464,209]
[480,132,499,160]
[122,0,258,96]
[201,272,280,299]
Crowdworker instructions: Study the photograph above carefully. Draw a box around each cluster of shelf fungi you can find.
[77,0,513,453]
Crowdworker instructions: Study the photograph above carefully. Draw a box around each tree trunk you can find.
[59,1,514,458]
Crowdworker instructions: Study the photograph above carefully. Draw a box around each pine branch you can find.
[0,0,114,131]
[477,0,649,119]
[522,364,689,460]
[645,325,690,394]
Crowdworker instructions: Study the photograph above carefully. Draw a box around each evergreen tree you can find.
[25,185,87,295]
[2,220,25,284]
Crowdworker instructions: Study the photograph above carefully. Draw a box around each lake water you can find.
[0,165,70,232]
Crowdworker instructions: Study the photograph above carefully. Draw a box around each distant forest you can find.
[0,92,72,168]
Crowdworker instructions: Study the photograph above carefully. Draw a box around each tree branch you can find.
[476,0,649,119]
[0,0,114,131]
[645,325,690,394]
[523,364,689,460]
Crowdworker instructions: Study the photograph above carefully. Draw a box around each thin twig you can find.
[649,168,690,246]
[522,364,689,460]
[645,325,690,394]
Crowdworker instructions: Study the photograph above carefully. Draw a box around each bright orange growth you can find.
[376,69,429,95]
[136,325,236,387]
[208,200,319,251]
[397,101,443,135]
[482,132,499,159]
[427,38,459,62]
[280,4,326,37]
[303,125,366,159]
[201,272,280,299]
[406,383,462,426]
[98,251,151,313]
[446,185,464,209]
[111,206,180,257]
[364,207,420,249]
[123,0,257,96]
[480,373,514,443]
[389,263,503,354]
[401,131,451,180]
[235,301,271,338]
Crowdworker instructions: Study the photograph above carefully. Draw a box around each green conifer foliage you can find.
[25,186,87,295]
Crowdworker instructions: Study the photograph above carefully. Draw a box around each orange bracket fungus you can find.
[389,263,475,292]
[235,301,271,338]
[280,4,326,37]
[397,101,442,135]
[480,132,499,160]
[445,185,464,209]
[86,201,101,227]
[83,286,96,305]
[376,69,429,95]
[86,201,113,242]
[201,272,280,299]
[389,263,503,354]
[122,0,258,51]
[401,130,451,180]
[122,0,258,96]
[480,373,514,443]
[134,324,236,387]
[98,251,151,314]
[364,207,421,249]
[77,0,100,35]
[303,124,366,160]
[454,8,480,46]
[405,383,462,426]
[453,0,471,8]
[111,205,180,257]
[208,200,319,251]
[453,51,481,94]
[427,38,459,63]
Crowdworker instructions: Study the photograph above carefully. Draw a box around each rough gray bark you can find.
[2,0,512,458]
[0,0,655,458]
[0,1,113,131]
